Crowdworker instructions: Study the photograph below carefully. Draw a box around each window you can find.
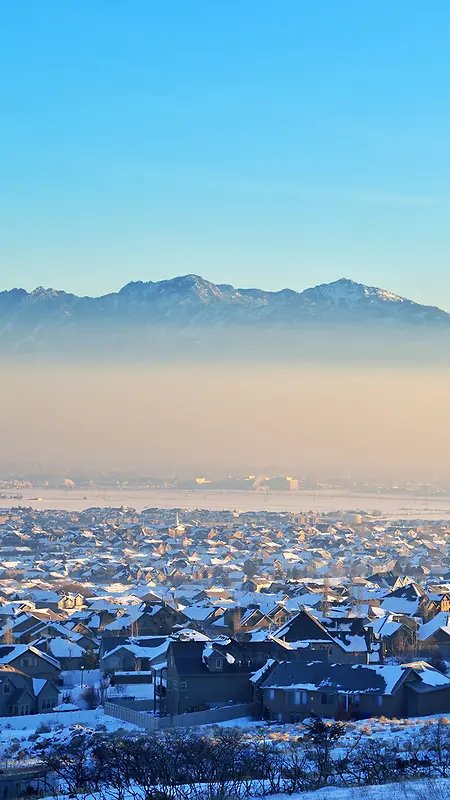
[353,694,360,707]
[215,659,223,669]
[268,689,275,701]
[179,681,187,690]
[373,695,383,708]
[321,694,334,705]
[294,690,307,705]
[20,656,37,668]
[3,683,10,694]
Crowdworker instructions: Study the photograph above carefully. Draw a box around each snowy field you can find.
[5,487,450,518]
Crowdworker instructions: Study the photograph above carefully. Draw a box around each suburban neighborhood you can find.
[0,503,450,726]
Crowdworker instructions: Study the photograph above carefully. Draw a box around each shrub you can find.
[36,723,52,734]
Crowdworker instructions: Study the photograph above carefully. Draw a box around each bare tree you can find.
[2,626,14,644]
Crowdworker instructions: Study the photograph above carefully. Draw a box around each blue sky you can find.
[1,1,450,306]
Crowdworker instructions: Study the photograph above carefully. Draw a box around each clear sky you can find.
[1,1,450,306]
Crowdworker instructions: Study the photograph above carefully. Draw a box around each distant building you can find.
[269,477,299,491]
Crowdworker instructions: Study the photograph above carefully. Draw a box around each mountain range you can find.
[1,275,449,357]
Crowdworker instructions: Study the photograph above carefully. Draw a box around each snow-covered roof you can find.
[32,678,47,696]
[250,659,275,684]
[0,644,60,668]
[419,613,450,641]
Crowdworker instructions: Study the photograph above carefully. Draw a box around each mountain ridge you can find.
[0,275,449,354]
[1,273,447,310]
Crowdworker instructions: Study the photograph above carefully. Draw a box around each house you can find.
[34,637,86,670]
[57,593,86,611]
[370,614,417,658]
[0,665,59,716]
[239,603,293,632]
[34,621,98,651]
[167,638,261,714]
[101,637,170,674]
[422,593,450,618]
[260,660,450,722]
[274,608,369,664]
[0,645,60,681]
[380,582,427,617]
[8,610,64,643]
[418,613,450,658]
[103,603,189,637]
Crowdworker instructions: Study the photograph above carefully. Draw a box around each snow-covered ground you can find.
[0,709,449,800]
[0,707,137,763]
[200,713,450,750]
[61,669,101,688]
[106,683,154,700]
[253,783,450,799]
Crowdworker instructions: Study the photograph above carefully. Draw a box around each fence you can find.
[104,702,249,730]
[0,762,56,799]
[106,697,155,710]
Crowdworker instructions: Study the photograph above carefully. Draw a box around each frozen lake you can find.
[3,487,450,519]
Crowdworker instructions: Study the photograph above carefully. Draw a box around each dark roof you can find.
[368,572,399,587]
[170,640,253,677]
[276,609,336,643]
[324,617,367,636]
[101,635,168,655]
[385,582,426,600]
[0,666,32,691]
[101,636,130,655]
[261,661,407,696]
[0,666,54,699]
[0,647,16,659]
[245,639,293,657]
[406,680,450,695]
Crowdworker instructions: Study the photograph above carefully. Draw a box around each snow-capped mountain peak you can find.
[0,275,448,353]
[300,278,405,307]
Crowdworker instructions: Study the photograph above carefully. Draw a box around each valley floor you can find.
[11,486,450,517]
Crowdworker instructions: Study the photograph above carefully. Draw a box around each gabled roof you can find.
[0,644,60,668]
[384,581,426,600]
[275,608,339,646]
[102,638,170,663]
[419,612,450,642]
[169,639,253,677]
